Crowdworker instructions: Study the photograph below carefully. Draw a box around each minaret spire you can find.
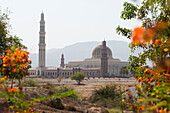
[60,54,65,68]
[38,12,46,76]
[41,12,44,21]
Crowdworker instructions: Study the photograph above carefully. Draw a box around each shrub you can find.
[21,79,39,87]
[109,109,121,113]
[57,87,78,100]
[0,48,31,88]
[43,82,55,89]
[71,72,85,85]
[57,76,62,85]
[90,85,121,108]
[48,98,64,110]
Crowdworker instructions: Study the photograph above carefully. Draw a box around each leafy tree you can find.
[0,8,28,88]
[116,0,170,112]
[71,72,85,85]
[0,9,26,61]
[116,0,170,72]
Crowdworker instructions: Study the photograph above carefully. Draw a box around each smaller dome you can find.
[92,45,113,59]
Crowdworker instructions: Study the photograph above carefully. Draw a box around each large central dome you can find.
[92,45,113,59]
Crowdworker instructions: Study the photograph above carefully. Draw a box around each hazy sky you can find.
[1,0,141,53]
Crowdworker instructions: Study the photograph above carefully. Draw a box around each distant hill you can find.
[29,40,142,68]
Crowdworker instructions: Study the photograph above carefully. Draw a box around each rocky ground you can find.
[35,77,138,98]
[0,77,138,113]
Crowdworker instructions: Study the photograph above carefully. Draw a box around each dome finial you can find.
[102,40,106,47]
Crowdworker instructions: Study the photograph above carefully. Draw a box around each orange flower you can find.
[134,27,144,35]
[139,106,145,110]
[22,64,28,67]
[137,77,143,82]
[8,88,12,92]
[15,59,18,63]
[12,88,18,92]
[155,39,163,46]
[14,52,18,57]
[138,99,143,102]
[159,108,166,113]
[163,48,169,52]
[12,69,16,72]
[4,50,11,53]
[3,58,8,63]
[19,58,23,63]
[9,57,12,62]
[132,27,144,44]
[144,69,152,74]
[132,35,140,44]
[1,77,5,81]
[157,81,161,86]
[1,76,7,81]
[126,92,131,95]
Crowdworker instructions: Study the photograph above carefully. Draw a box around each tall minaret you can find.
[60,54,65,68]
[101,40,108,76]
[38,12,46,75]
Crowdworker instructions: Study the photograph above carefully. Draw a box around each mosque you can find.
[28,13,131,78]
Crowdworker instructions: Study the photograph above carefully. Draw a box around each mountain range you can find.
[29,40,142,68]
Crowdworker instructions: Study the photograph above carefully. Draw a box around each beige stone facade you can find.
[28,13,130,78]
[29,40,130,77]
[65,41,130,77]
